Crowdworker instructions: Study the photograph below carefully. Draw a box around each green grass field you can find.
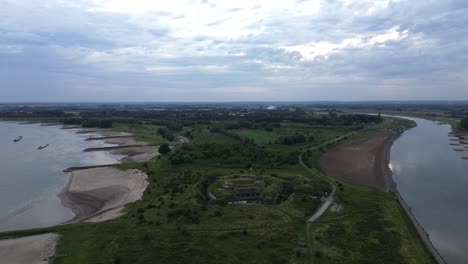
[308,177,433,263]
[0,116,433,263]
[232,129,279,144]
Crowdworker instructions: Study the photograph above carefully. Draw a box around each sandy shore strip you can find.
[77,128,158,162]
[320,128,446,263]
[320,131,397,188]
[86,130,148,146]
[59,167,148,223]
[110,146,160,162]
[0,233,58,264]
[101,136,145,146]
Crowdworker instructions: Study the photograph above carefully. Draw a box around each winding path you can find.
[299,154,337,263]
[298,132,357,262]
[299,155,336,223]
[299,132,353,222]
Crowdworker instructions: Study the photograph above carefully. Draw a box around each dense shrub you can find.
[460,118,468,130]
[157,128,175,141]
[159,143,171,155]
[278,134,306,145]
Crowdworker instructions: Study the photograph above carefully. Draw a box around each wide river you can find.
[390,117,468,264]
[0,122,122,231]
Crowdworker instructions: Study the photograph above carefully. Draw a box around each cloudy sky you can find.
[1,0,468,102]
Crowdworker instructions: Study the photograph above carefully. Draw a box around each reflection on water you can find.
[0,122,123,231]
[390,117,468,264]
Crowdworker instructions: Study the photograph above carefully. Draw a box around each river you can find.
[0,122,123,231]
[390,117,468,264]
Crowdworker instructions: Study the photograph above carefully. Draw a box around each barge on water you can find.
[37,144,49,150]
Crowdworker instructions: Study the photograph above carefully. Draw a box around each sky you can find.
[1,0,468,102]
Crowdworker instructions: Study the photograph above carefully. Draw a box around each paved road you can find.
[298,155,336,223]
[299,155,337,263]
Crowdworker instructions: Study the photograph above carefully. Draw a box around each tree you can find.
[158,143,171,155]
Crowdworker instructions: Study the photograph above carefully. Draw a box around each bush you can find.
[157,128,175,141]
[315,251,323,258]
[159,143,171,155]
[460,118,468,130]
[214,210,222,217]
[278,133,306,145]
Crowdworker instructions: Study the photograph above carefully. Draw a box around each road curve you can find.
[299,155,336,223]
[299,154,337,263]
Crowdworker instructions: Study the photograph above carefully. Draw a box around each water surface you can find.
[390,117,468,264]
[0,122,123,231]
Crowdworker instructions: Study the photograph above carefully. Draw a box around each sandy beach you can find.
[59,167,148,223]
[320,131,396,188]
[59,128,157,223]
[0,233,58,264]
[0,125,159,263]
[320,126,447,263]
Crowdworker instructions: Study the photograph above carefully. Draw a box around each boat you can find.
[13,136,23,142]
[37,144,49,150]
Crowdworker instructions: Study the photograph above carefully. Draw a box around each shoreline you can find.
[320,120,446,263]
[384,128,447,264]
[59,167,148,223]
[57,127,155,223]
[0,233,58,264]
[0,122,153,262]
[1,122,157,228]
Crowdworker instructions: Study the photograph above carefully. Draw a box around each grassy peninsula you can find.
[0,104,432,263]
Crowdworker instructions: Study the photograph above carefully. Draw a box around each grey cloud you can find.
[1,0,468,101]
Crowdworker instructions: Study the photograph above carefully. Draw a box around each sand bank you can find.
[110,146,160,162]
[82,145,160,162]
[320,127,446,263]
[78,128,158,162]
[0,233,58,264]
[85,130,145,146]
[320,131,396,188]
[103,136,144,146]
[59,167,148,222]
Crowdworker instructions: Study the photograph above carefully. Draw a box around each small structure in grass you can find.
[208,174,282,204]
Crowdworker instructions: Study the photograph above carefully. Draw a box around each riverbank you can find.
[388,121,449,264]
[58,128,154,222]
[320,121,446,263]
[320,131,397,188]
[0,123,156,223]
[59,167,148,223]
[0,123,155,262]
[81,129,161,163]
[0,233,58,264]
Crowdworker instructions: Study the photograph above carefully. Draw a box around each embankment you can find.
[320,129,446,263]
